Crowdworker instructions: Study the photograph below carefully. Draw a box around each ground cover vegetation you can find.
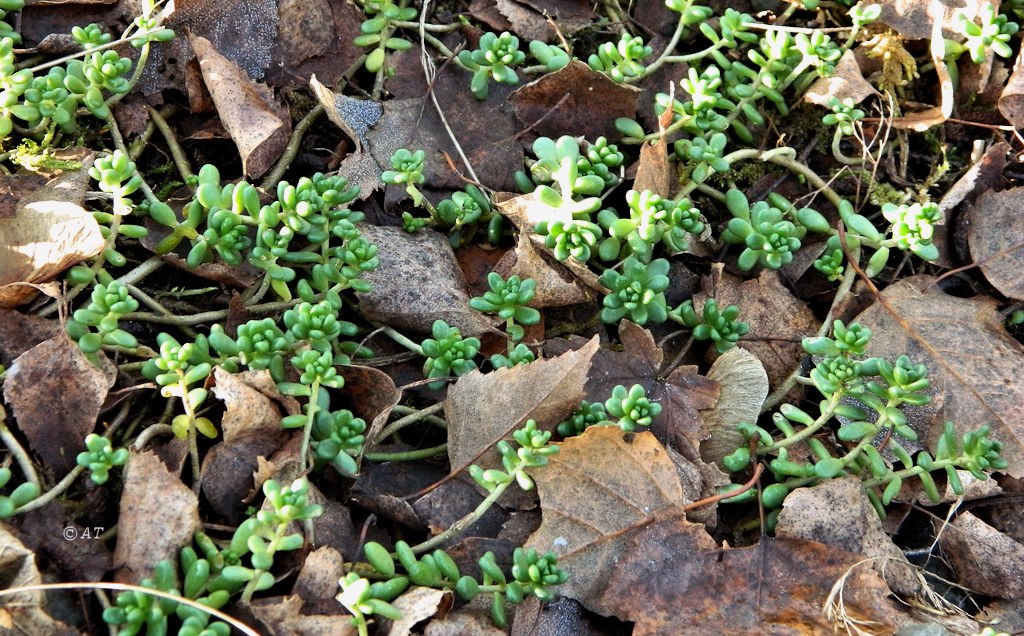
[1,0,1024,633]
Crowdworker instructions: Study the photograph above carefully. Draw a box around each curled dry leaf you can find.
[445,336,599,474]
[999,47,1024,128]
[939,512,1024,599]
[968,187,1024,300]
[356,225,493,336]
[853,276,1024,477]
[114,451,200,584]
[775,477,921,596]
[526,426,716,615]
[0,167,103,307]
[342,365,401,448]
[310,74,382,153]
[212,367,295,442]
[699,347,768,467]
[190,34,290,178]
[385,586,453,636]
[3,336,116,473]
[495,192,607,294]
[492,231,593,308]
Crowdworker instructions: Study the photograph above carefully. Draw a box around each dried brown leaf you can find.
[633,138,672,198]
[310,75,382,153]
[999,47,1024,127]
[492,230,593,307]
[141,0,278,93]
[0,523,77,635]
[602,534,906,635]
[190,34,290,177]
[853,276,1024,477]
[249,595,357,636]
[4,336,116,473]
[386,587,453,636]
[266,0,365,89]
[212,367,293,442]
[0,309,61,367]
[367,68,522,192]
[548,321,720,459]
[114,451,200,584]
[526,427,717,615]
[874,0,972,40]
[939,512,1024,599]
[495,192,608,294]
[968,187,1024,300]
[803,49,878,107]
[699,347,768,467]
[776,477,920,596]
[292,546,345,601]
[340,365,400,449]
[445,336,598,474]
[511,61,641,141]
[355,225,493,336]
[494,0,595,41]
[200,431,288,523]
[700,268,820,388]
[0,167,103,307]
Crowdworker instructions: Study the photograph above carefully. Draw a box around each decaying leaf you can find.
[494,192,608,294]
[445,336,599,473]
[854,276,1024,477]
[968,187,1024,300]
[249,594,357,636]
[999,47,1024,128]
[190,34,290,177]
[492,229,594,308]
[939,512,1024,599]
[776,477,921,596]
[526,427,718,615]
[343,365,401,448]
[699,347,768,467]
[386,586,453,636]
[114,451,200,584]
[0,309,61,367]
[356,225,493,336]
[633,138,672,199]
[292,546,345,601]
[601,533,907,635]
[511,61,641,141]
[698,268,820,388]
[0,166,103,307]
[804,49,878,107]
[213,367,295,442]
[367,65,522,193]
[0,523,77,634]
[493,0,595,41]
[310,74,382,153]
[4,336,116,473]
[141,0,278,93]
[546,321,720,459]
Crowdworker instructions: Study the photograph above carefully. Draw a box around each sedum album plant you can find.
[719,321,1009,527]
